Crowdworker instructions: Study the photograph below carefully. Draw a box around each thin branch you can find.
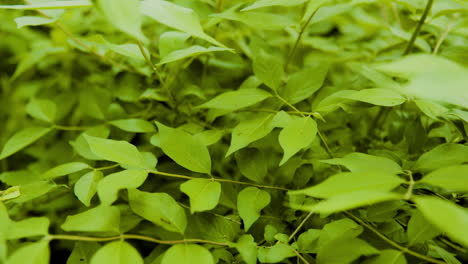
[286,6,321,70]
[53,124,93,131]
[288,211,314,242]
[47,234,228,246]
[137,40,175,107]
[147,170,290,191]
[291,247,311,264]
[403,0,434,55]
[344,211,447,264]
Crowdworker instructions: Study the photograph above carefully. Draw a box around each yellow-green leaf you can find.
[279,116,317,165]
[156,122,211,174]
[180,179,221,213]
[0,127,52,160]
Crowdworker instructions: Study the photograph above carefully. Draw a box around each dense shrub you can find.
[0,0,467,263]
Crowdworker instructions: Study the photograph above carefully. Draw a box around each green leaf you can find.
[6,241,49,264]
[67,242,100,264]
[128,188,187,234]
[14,16,56,28]
[321,152,402,174]
[90,241,143,264]
[340,88,406,107]
[157,45,228,65]
[413,144,468,172]
[159,31,190,58]
[241,0,306,11]
[414,196,468,248]
[141,0,225,48]
[0,127,51,160]
[407,211,440,246]
[289,172,404,198]
[318,218,363,246]
[96,0,146,41]
[193,130,224,146]
[61,205,120,233]
[420,165,468,192]
[161,244,214,264]
[237,187,271,231]
[156,122,211,174]
[375,54,468,108]
[226,113,275,157]
[26,98,57,123]
[430,245,462,264]
[317,237,379,264]
[362,249,406,264]
[41,162,90,179]
[0,1,91,10]
[235,148,267,183]
[231,235,257,264]
[180,179,221,213]
[109,119,155,133]
[74,170,103,207]
[253,49,283,91]
[197,88,271,111]
[97,170,148,205]
[104,42,146,62]
[296,191,402,214]
[258,244,296,263]
[281,65,328,104]
[84,134,146,168]
[212,10,295,30]
[7,217,49,240]
[279,116,317,165]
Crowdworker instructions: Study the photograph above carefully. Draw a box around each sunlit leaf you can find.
[279,116,317,165]
[96,0,146,41]
[90,241,143,264]
[237,187,270,231]
[84,134,146,168]
[97,170,148,205]
[180,179,221,213]
[61,205,120,233]
[0,127,52,160]
[414,196,468,248]
[161,244,214,264]
[128,188,187,234]
[197,89,271,111]
[156,122,211,174]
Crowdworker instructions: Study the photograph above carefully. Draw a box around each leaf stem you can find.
[404,170,414,200]
[137,40,175,107]
[403,0,434,55]
[47,234,228,246]
[147,170,289,191]
[53,124,93,131]
[343,211,447,264]
[288,211,314,242]
[285,5,320,71]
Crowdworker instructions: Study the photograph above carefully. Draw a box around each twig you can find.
[403,0,434,55]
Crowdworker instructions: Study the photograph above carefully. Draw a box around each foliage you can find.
[0,0,467,263]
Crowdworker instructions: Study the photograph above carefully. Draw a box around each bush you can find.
[0,0,467,263]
